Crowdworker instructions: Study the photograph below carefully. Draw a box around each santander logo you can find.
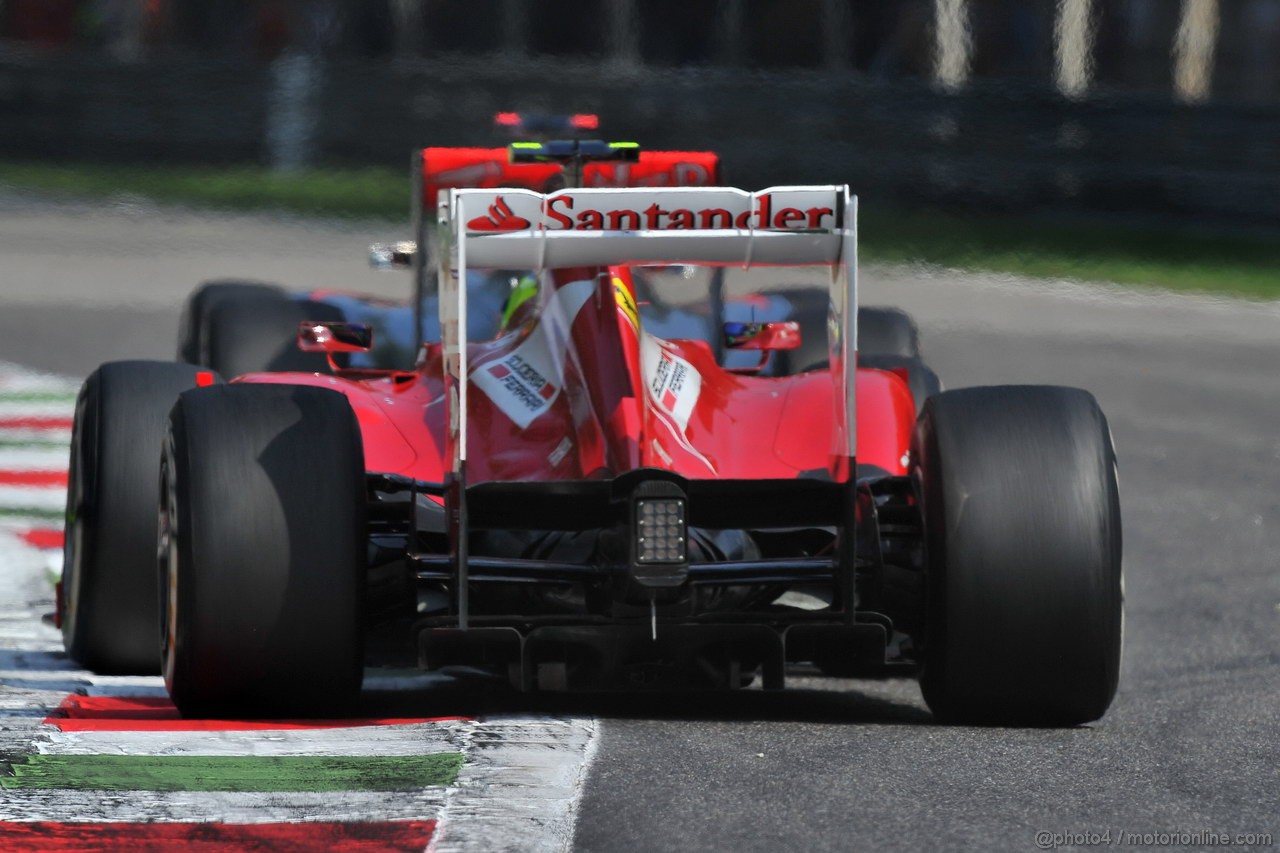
[545,193,834,232]
[466,196,531,231]
[466,192,835,233]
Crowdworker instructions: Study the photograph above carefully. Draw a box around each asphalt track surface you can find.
[2,195,1278,850]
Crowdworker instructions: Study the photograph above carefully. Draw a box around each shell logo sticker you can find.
[613,277,639,331]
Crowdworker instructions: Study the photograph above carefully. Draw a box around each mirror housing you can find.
[297,321,373,354]
[368,241,417,271]
[722,321,801,351]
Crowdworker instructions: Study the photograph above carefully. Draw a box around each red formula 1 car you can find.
[62,181,1122,727]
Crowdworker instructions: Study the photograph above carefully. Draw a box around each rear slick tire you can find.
[859,354,942,416]
[759,287,829,376]
[177,280,284,366]
[204,292,344,378]
[161,383,366,718]
[774,300,924,375]
[62,361,221,674]
[858,306,920,359]
[913,385,1123,727]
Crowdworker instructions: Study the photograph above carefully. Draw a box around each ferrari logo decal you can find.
[613,277,639,331]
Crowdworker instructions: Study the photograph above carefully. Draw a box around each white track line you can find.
[0,367,78,394]
[0,402,75,420]
[0,486,64,512]
[27,728,470,758]
[0,449,70,470]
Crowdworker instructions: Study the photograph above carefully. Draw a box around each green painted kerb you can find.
[0,437,68,449]
[0,507,65,521]
[0,391,78,403]
[1,753,464,792]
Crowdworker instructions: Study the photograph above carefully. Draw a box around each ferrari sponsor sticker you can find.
[641,334,702,434]
[474,346,561,429]
[613,277,639,331]
[472,280,594,429]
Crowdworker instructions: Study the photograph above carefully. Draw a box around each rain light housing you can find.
[634,497,687,564]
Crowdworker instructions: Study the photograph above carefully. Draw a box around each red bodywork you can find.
[237,266,916,488]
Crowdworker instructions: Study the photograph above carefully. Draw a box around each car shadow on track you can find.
[0,645,932,727]
[356,670,935,728]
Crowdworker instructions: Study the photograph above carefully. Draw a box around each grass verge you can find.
[2,161,1277,299]
[862,207,1280,299]
[0,162,407,220]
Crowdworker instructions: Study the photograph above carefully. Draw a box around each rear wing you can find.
[445,186,847,269]
[436,184,858,479]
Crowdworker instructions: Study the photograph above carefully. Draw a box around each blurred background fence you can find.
[2,0,1279,223]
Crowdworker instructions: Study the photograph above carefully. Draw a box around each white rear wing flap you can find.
[449,186,847,269]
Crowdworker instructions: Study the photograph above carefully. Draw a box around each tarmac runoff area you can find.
[0,197,1276,851]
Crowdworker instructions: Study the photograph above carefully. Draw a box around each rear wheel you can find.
[767,296,925,375]
[858,309,938,413]
[161,383,366,717]
[913,386,1122,726]
[859,307,920,359]
[204,292,344,378]
[860,354,942,415]
[760,288,829,376]
[62,361,221,673]
[177,280,284,366]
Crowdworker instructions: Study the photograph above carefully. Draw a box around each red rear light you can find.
[195,371,215,387]
[494,112,521,127]
[571,114,599,129]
